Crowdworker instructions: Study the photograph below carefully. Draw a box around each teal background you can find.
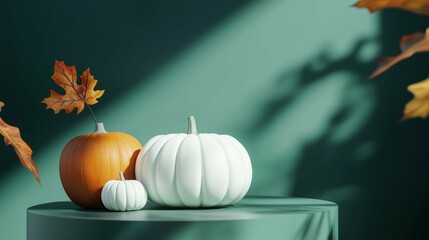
[0,0,428,239]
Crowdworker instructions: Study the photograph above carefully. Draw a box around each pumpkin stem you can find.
[94,122,108,134]
[119,172,125,181]
[187,116,198,134]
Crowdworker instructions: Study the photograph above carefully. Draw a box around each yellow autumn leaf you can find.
[402,77,429,120]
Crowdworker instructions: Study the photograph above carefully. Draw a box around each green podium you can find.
[27,196,338,240]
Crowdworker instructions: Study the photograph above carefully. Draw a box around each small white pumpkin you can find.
[101,172,147,211]
[135,116,252,208]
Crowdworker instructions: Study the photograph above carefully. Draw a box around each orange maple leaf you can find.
[402,77,429,121]
[0,101,40,184]
[42,60,105,114]
[369,28,429,79]
[354,0,429,15]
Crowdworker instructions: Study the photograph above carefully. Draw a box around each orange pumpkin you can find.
[59,123,142,209]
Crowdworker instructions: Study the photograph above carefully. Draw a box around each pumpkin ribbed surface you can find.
[60,132,142,209]
[101,173,147,211]
[135,133,252,208]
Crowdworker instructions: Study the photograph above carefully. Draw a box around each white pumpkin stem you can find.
[119,172,125,181]
[187,116,198,134]
[94,122,108,134]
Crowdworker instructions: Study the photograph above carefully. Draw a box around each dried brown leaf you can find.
[42,60,104,114]
[354,0,429,15]
[370,28,429,78]
[0,102,40,184]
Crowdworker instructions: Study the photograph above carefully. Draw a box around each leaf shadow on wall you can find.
[0,0,252,185]
[246,10,429,240]
[246,38,378,240]
[250,38,376,135]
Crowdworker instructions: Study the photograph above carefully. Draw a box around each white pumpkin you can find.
[135,116,252,208]
[101,172,147,211]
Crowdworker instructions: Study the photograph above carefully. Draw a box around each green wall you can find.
[0,0,428,239]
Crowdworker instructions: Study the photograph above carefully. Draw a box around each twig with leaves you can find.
[354,0,429,120]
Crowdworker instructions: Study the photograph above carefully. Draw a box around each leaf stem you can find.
[73,89,98,125]
[85,102,98,124]
[71,84,97,124]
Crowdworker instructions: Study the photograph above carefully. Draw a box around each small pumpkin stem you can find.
[94,122,107,134]
[187,116,198,134]
[119,172,125,181]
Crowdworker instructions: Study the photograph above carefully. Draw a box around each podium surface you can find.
[27,196,338,240]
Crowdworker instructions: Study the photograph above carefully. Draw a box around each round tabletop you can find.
[27,196,338,240]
